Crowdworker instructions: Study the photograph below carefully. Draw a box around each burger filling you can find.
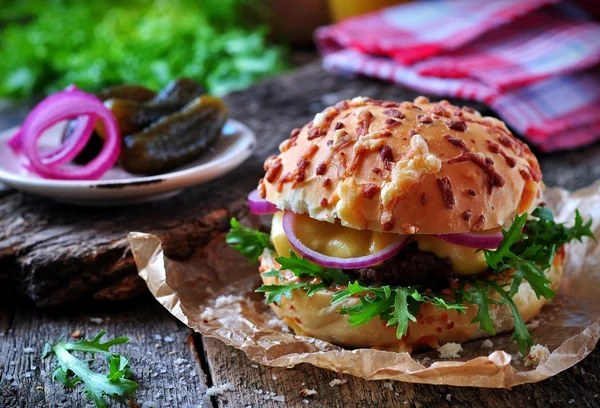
[349,243,454,288]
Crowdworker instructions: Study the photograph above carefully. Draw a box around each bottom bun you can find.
[259,248,564,352]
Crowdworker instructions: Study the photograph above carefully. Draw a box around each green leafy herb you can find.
[276,251,350,285]
[255,251,349,305]
[42,331,138,408]
[476,207,595,354]
[226,218,273,263]
[0,0,288,99]
[255,282,307,305]
[332,282,466,338]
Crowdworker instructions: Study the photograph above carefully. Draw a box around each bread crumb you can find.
[71,329,81,338]
[481,339,493,349]
[206,383,234,396]
[446,394,452,402]
[300,389,317,397]
[200,307,215,321]
[266,317,290,333]
[438,342,463,359]
[329,378,347,387]
[215,295,244,308]
[527,319,540,330]
[524,344,550,367]
[383,381,393,390]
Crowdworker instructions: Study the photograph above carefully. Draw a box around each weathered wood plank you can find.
[0,301,209,408]
[199,336,599,408]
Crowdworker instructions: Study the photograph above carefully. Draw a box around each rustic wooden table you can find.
[1,62,600,408]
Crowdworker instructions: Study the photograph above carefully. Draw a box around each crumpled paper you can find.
[128,182,600,388]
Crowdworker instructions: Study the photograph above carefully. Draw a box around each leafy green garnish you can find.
[256,251,349,305]
[255,282,308,305]
[332,282,466,338]
[0,0,288,99]
[226,218,273,263]
[475,207,594,354]
[42,331,138,408]
[226,206,594,354]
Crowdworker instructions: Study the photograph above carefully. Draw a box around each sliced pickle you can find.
[96,85,156,103]
[121,95,227,175]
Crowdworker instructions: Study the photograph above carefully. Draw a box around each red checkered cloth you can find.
[316,0,600,151]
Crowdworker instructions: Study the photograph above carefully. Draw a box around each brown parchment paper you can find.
[128,182,600,388]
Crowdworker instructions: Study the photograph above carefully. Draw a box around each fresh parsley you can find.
[226,218,273,263]
[42,331,138,408]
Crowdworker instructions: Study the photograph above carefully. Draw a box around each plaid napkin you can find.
[316,0,600,151]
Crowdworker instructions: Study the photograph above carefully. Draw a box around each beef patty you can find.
[347,243,455,287]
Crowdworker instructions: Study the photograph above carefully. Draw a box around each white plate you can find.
[0,119,255,205]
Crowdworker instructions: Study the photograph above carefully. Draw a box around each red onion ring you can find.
[435,231,503,249]
[6,84,90,157]
[248,188,277,214]
[282,210,408,269]
[38,115,97,166]
[18,89,120,180]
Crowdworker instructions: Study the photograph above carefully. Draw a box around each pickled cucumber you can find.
[121,95,227,175]
[96,85,156,103]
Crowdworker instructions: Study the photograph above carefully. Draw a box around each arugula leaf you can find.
[43,331,138,408]
[261,270,281,278]
[464,280,497,335]
[256,251,350,304]
[255,282,306,305]
[386,288,418,338]
[484,213,528,269]
[276,251,350,285]
[333,283,466,339]
[487,280,533,355]
[341,294,394,327]
[226,218,273,263]
[305,282,329,297]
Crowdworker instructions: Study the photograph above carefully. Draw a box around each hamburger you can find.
[227,96,594,355]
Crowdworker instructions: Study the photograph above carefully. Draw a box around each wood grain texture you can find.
[200,336,600,408]
[0,301,209,408]
[2,62,600,306]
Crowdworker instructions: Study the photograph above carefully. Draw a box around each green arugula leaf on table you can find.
[42,330,138,408]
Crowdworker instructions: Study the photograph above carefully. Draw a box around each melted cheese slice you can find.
[271,211,398,259]
[271,211,488,275]
[411,235,488,275]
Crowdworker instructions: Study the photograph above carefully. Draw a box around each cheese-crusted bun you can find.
[259,249,564,352]
[259,96,542,234]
